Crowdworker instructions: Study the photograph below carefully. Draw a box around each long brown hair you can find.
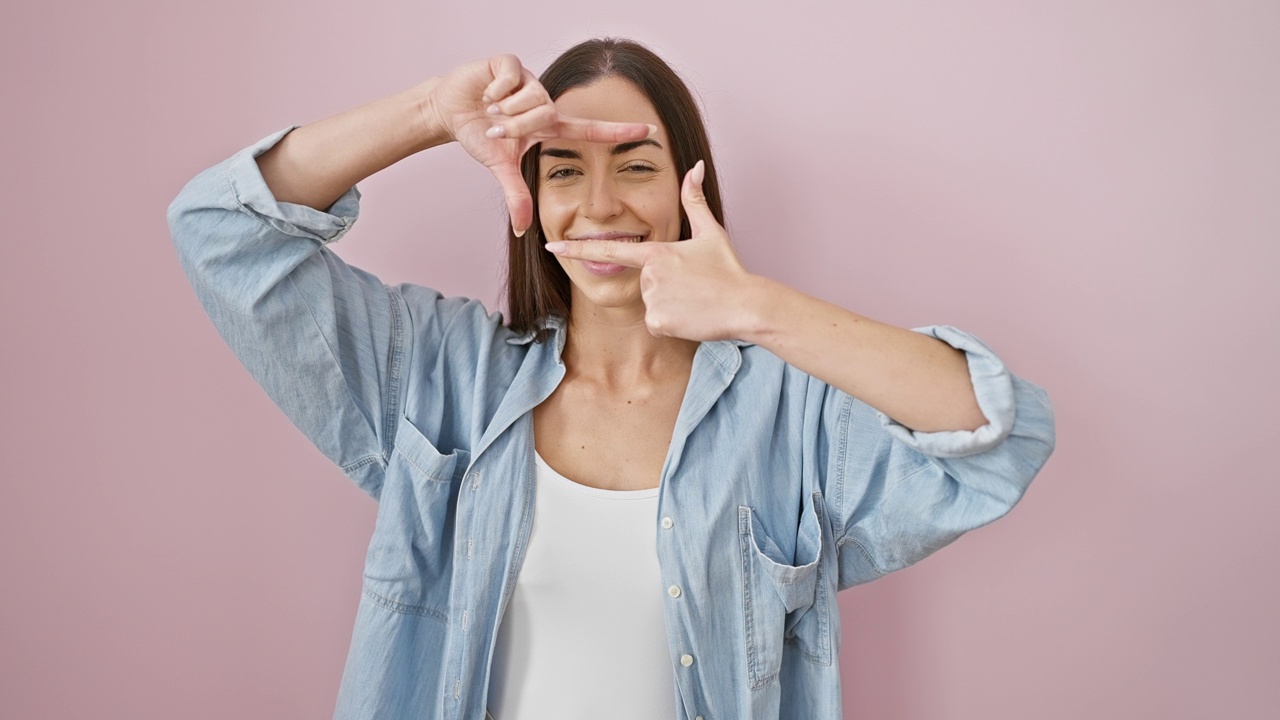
[504,38,725,340]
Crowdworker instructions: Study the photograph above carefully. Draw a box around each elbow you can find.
[1023,381,1057,473]
[997,388,1056,507]
[167,173,209,268]
[166,189,191,247]
[166,163,228,257]
[977,383,1057,510]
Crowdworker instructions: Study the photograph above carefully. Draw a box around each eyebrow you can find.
[540,138,664,159]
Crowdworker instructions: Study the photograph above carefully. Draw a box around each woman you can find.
[170,38,1054,720]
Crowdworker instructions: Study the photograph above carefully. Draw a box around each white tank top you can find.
[485,452,675,720]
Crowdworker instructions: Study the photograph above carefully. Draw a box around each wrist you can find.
[410,76,454,151]
[736,274,788,345]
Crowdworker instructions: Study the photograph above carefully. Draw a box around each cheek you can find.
[660,197,685,239]
[633,188,683,236]
[537,193,573,233]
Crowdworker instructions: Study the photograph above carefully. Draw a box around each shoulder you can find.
[385,283,536,394]
[391,283,520,343]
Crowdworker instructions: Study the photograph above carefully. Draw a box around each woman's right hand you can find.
[423,54,655,237]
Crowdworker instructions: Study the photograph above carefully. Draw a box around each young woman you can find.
[170,38,1054,720]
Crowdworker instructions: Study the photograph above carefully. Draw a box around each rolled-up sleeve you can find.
[824,326,1056,590]
[225,127,361,243]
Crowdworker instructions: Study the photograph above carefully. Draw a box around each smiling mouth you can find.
[571,234,647,243]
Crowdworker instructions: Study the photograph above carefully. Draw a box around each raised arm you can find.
[168,55,654,498]
[546,161,1055,588]
[545,159,987,433]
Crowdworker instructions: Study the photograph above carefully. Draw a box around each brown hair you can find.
[504,38,725,340]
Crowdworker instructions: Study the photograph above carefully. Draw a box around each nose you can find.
[582,172,623,222]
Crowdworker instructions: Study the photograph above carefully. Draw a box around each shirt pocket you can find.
[737,490,833,690]
[362,414,469,619]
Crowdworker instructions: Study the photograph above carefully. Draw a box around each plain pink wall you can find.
[3,1,1277,718]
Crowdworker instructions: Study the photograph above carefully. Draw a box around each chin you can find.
[570,279,643,311]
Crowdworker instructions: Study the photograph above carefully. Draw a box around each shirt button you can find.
[680,653,694,667]
[661,516,674,529]
[667,585,682,598]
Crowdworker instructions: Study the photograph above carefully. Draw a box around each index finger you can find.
[543,239,652,267]
[554,115,657,144]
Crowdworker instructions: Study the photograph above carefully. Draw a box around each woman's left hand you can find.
[543,160,762,341]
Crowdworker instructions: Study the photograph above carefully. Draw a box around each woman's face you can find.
[537,75,682,314]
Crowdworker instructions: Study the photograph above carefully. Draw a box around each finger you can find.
[680,160,719,237]
[489,161,533,236]
[485,103,557,139]
[543,239,651,268]
[482,54,524,104]
[554,115,657,144]
[486,69,549,117]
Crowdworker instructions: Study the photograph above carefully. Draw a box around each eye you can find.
[622,163,657,174]
[546,166,581,181]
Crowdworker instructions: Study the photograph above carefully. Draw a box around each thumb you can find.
[680,159,717,237]
[491,161,533,237]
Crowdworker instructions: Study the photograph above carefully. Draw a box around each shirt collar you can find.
[504,314,569,363]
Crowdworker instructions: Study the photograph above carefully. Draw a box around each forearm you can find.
[741,276,987,433]
[256,78,449,210]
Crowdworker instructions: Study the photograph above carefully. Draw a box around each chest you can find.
[531,374,687,491]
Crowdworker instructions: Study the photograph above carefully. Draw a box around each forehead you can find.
[555,75,662,128]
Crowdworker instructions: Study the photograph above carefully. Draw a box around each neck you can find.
[562,303,698,389]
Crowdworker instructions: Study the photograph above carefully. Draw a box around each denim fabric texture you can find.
[169,127,1056,720]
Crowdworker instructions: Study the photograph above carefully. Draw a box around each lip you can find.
[581,260,629,276]
[568,231,648,242]
[563,232,646,277]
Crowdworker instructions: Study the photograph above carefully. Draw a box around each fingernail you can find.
[514,226,526,238]
[646,124,658,138]
[693,159,705,186]
[485,125,506,139]
[544,241,567,253]
[486,104,501,115]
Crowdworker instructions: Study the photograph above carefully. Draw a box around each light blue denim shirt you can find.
[169,128,1055,720]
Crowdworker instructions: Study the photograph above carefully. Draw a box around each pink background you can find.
[3,1,1277,718]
